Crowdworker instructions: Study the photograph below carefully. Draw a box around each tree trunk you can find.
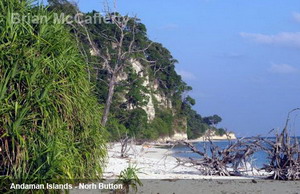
[101,74,116,126]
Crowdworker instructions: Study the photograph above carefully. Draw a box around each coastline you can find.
[103,142,260,180]
[70,142,300,193]
[157,132,237,143]
[187,133,237,142]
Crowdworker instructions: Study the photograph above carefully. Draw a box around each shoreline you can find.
[188,132,237,142]
[103,142,266,180]
[70,142,300,193]
[157,132,237,143]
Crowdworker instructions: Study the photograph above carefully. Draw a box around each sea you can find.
[172,137,300,168]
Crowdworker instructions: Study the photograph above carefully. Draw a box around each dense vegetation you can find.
[0,0,106,189]
[182,95,226,139]
[47,0,228,141]
[0,0,229,188]
[81,16,197,140]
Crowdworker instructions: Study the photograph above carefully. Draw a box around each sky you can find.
[75,0,300,136]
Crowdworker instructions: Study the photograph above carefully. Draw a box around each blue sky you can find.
[76,0,300,136]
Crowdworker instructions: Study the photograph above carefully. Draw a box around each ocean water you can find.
[172,137,300,168]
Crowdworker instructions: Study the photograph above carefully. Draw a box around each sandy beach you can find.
[70,143,300,194]
[103,142,265,180]
[104,142,203,179]
[97,143,299,194]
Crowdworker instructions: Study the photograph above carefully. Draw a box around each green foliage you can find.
[146,42,189,104]
[182,96,224,139]
[107,108,175,141]
[83,11,149,61]
[203,115,222,126]
[123,71,149,108]
[172,115,187,134]
[138,109,174,140]
[157,110,174,135]
[186,109,209,139]
[106,118,128,141]
[46,3,223,142]
[124,108,148,137]
[48,0,78,14]
[185,96,196,106]
[150,118,170,137]
[215,128,227,136]
[140,126,159,140]
[115,165,143,194]
[0,0,107,189]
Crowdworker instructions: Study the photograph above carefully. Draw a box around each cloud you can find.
[268,63,299,74]
[176,70,197,80]
[240,32,300,48]
[293,12,300,23]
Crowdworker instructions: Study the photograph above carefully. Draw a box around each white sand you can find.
[103,143,262,180]
[71,143,300,194]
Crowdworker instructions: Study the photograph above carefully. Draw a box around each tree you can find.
[98,14,152,126]
[76,11,152,126]
[203,115,222,126]
[48,0,78,14]
[184,95,196,106]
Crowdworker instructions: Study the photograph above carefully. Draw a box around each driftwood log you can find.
[173,137,261,176]
[261,108,300,180]
[173,108,300,179]
[120,136,131,158]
